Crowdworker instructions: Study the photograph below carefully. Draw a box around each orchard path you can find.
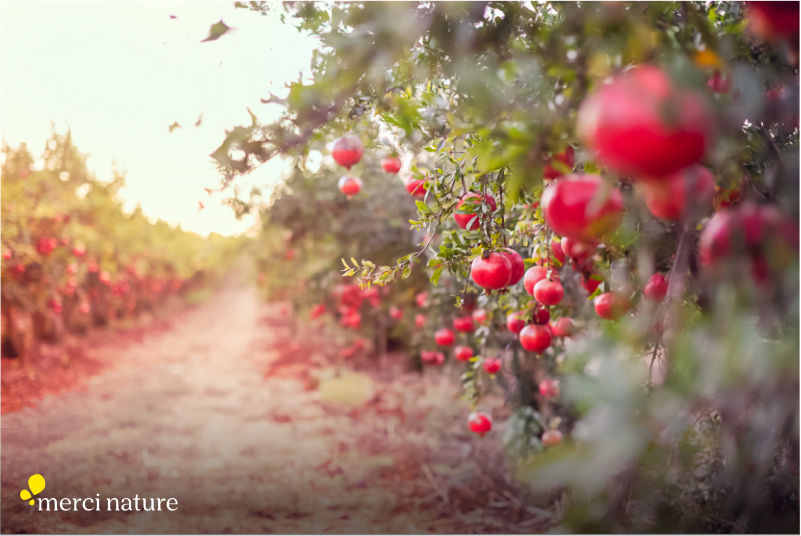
[1,285,552,534]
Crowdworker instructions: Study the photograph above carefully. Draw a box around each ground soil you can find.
[1,286,555,533]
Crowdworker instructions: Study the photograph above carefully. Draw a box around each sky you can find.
[1,1,319,236]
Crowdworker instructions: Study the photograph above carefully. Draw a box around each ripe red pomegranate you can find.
[381,156,401,174]
[544,146,575,180]
[506,312,526,333]
[532,306,551,325]
[435,328,455,347]
[539,378,560,398]
[561,237,596,262]
[594,292,632,320]
[581,273,602,295]
[640,166,716,221]
[551,238,566,265]
[338,175,362,197]
[421,350,445,366]
[341,309,362,329]
[550,317,575,337]
[454,193,497,230]
[405,178,427,197]
[415,313,426,327]
[523,266,548,296]
[415,291,429,307]
[500,248,525,285]
[36,237,58,256]
[533,279,564,306]
[2,247,11,260]
[389,306,403,320]
[332,134,364,169]
[519,324,552,353]
[454,345,474,362]
[542,429,563,447]
[310,304,327,319]
[644,273,669,301]
[483,357,501,375]
[453,316,474,332]
[470,252,512,290]
[468,412,492,437]
[472,308,488,324]
[577,65,713,179]
[541,175,624,241]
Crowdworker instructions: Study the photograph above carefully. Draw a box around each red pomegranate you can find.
[454,192,497,230]
[470,252,512,290]
[435,328,455,347]
[468,412,492,437]
[577,65,713,179]
[389,306,403,320]
[581,273,602,295]
[643,273,669,301]
[338,175,362,197]
[594,292,632,320]
[539,378,560,398]
[454,345,474,362]
[551,238,567,265]
[532,306,551,325]
[561,236,596,262]
[414,313,426,328]
[453,316,475,332]
[498,248,525,286]
[746,1,800,42]
[405,178,427,197]
[332,134,364,169]
[506,311,526,333]
[472,308,488,324]
[544,146,575,180]
[533,279,564,306]
[519,324,552,353]
[483,357,501,375]
[640,165,716,221]
[381,156,401,174]
[541,175,624,241]
[523,266,548,296]
[550,317,575,337]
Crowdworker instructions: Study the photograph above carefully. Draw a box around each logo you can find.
[19,474,46,505]
[18,473,179,512]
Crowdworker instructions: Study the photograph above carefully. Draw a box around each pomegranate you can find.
[644,273,669,301]
[506,312,526,333]
[577,65,713,178]
[454,192,497,230]
[2,247,12,260]
[36,237,58,256]
[483,357,501,375]
[581,273,602,295]
[470,252,512,290]
[532,306,551,325]
[551,238,566,265]
[746,1,800,42]
[310,304,327,319]
[468,412,492,437]
[640,165,715,221]
[381,156,401,174]
[707,71,730,94]
[550,317,575,337]
[500,248,525,285]
[453,316,474,332]
[594,292,632,320]
[71,243,85,257]
[519,324,552,353]
[533,278,564,306]
[454,345,474,362]
[389,306,403,320]
[414,313,426,327]
[332,134,364,169]
[405,179,427,197]
[338,175,363,197]
[561,236,596,262]
[542,175,624,241]
[415,291,429,307]
[523,266,548,296]
[435,328,455,347]
[544,146,575,180]
[472,308,488,324]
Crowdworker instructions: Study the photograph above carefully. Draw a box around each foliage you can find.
[215,2,799,532]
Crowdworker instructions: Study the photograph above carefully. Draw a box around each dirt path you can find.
[1,286,551,534]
